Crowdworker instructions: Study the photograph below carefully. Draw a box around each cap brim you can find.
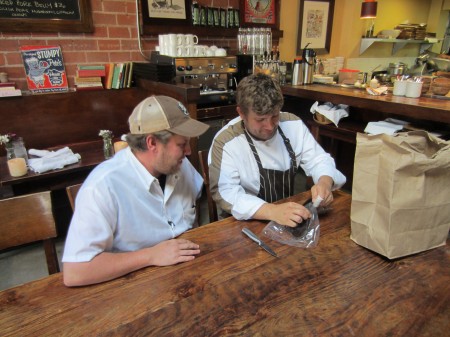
[169,118,210,137]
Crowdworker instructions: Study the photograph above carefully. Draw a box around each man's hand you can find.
[148,239,200,266]
[254,202,311,227]
[311,175,334,206]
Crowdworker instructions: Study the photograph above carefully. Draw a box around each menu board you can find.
[0,1,81,20]
[0,0,93,33]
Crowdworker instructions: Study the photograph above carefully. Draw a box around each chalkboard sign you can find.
[0,0,93,33]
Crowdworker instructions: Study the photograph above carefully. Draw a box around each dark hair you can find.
[236,73,284,115]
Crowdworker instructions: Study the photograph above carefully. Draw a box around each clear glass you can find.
[103,138,114,159]
[279,61,287,85]
[6,146,15,160]
[10,137,29,165]
[265,28,272,56]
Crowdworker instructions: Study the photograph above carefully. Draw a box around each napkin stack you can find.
[310,101,349,127]
[364,121,404,135]
[28,147,81,173]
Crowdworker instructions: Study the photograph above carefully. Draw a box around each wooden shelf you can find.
[142,25,283,39]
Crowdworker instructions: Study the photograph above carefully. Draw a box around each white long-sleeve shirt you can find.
[209,112,346,220]
[63,147,203,263]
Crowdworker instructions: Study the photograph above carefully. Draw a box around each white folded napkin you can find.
[364,121,403,135]
[28,147,81,173]
[310,101,349,127]
[28,146,73,158]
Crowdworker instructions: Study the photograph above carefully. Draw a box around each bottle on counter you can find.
[292,58,303,85]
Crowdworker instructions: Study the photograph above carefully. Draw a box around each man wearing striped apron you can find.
[208,73,346,227]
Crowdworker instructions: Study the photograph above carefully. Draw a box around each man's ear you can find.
[236,106,245,119]
[146,135,158,151]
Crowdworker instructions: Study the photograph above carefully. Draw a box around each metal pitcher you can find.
[302,44,317,84]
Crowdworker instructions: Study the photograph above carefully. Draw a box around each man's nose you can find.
[264,119,276,129]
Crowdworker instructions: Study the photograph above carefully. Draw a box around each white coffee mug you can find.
[184,34,198,45]
[167,45,178,57]
[405,81,423,98]
[158,35,168,55]
[158,34,165,47]
[167,34,179,48]
[184,45,195,57]
[194,45,206,57]
[215,48,227,56]
[176,34,185,46]
[393,80,407,96]
[176,46,185,57]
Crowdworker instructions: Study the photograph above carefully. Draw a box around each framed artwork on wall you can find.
[296,0,335,55]
[240,0,280,28]
[141,0,190,26]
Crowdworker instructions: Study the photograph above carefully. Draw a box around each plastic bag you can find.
[263,202,320,248]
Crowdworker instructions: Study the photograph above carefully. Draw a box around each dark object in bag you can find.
[286,218,310,238]
[284,198,331,238]
[284,198,312,237]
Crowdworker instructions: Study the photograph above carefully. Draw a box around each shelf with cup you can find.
[359,38,440,55]
[142,25,283,39]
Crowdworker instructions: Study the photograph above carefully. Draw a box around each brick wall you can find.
[0,0,240,92]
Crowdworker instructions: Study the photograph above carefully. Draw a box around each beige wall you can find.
[279,0,448,62]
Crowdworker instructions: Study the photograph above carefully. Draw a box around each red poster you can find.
[20,45,68,94]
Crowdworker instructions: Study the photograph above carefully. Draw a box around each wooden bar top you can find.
[0,191,448,336]
[282,84,450,124]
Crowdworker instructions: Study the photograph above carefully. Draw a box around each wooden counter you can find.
[282,84,450,190]
[282,84,450,124]
[1,190,448,336]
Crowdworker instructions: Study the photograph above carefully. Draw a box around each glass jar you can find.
[5,146,15,160]
[103,138,114,159]
[9,137,29,164]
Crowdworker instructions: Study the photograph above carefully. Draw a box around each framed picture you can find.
[240,0,279,28]
[296,0,335,55]
[141,0,190,26]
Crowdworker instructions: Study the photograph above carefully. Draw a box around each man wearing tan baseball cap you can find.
[63,96,209,287]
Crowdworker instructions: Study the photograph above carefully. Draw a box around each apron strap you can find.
[243,123,297,202]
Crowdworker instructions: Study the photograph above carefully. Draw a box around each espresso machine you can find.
[150,52,238,107]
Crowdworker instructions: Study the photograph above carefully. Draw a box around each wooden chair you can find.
[198,150,218,223]
[66,183,82,211]
[0,191,60,275]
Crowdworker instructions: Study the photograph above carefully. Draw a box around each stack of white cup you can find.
[158,34,201,57]
[157,35,227,57]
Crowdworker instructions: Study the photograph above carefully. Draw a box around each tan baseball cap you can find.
[128,96,209,137]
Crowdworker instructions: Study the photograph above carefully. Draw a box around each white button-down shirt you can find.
[63,147,203,263]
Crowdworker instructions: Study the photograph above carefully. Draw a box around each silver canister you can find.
[292,58,303,85]
[302,48,316,84]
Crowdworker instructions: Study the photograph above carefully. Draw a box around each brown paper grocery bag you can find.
[350,131,450,259]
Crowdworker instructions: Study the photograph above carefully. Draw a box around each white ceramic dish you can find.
[377,30,401,39]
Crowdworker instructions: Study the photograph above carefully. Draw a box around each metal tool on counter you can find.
[242,227,278,257]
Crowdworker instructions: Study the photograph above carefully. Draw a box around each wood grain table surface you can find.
[0,190,448,336]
